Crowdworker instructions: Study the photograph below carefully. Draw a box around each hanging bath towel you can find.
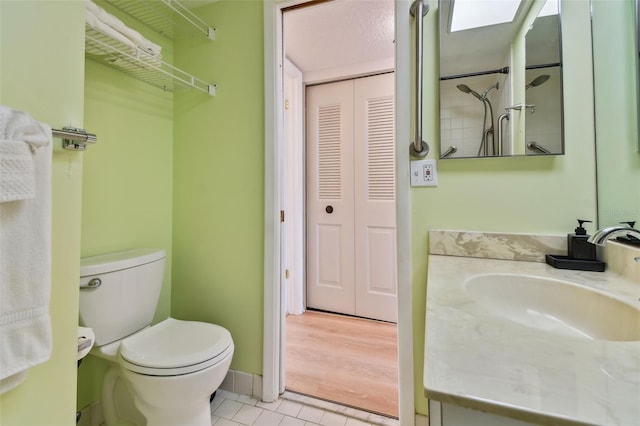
[0,105,53,394]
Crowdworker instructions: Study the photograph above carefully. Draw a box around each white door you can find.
[306,73,396,323]
[353,73,397,322]
[306,79,356,316]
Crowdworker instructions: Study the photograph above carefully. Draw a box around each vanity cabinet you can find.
[429,401,539,426]
[425,234,640,426]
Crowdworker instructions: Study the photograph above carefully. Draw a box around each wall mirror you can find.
[438,0,563,159]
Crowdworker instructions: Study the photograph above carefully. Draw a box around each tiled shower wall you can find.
[439,67,562,158]
[439,73,510,158]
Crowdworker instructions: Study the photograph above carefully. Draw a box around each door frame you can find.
[263,0,415,423]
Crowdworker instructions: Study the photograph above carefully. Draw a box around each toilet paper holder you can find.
[77,326,95,365]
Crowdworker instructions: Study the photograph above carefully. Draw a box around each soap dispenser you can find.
[567,219,596,260]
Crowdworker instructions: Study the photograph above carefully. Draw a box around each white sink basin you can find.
[464,273,640,341]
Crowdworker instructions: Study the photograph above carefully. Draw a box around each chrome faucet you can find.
[587,226,640,246]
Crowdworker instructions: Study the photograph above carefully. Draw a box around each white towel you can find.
[85,8,138,55]
[0,107,51,151]
[0,107,50,203]
[86,0,162,58]
[0,106,52,394]
[0,140,36,202]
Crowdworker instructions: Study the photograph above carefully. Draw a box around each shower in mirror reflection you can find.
[521,74,552,154]
[524,68,563,155]
[456,82,499,156]
[438,0,564,158]
[526,74,550,90]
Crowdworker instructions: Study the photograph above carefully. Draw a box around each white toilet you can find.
[79,249,234,426]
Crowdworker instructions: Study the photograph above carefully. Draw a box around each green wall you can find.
[0,1,85,425]
[592,0,640,227]
[78,0,175,410]
[172,0,265,375]
[81,60,173,321]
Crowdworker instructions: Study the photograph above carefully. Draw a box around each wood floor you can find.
[285,310,399,418]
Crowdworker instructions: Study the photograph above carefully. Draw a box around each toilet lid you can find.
[119,318,233,374]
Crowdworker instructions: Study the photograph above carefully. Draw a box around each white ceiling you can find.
[283,0,395,73]
[186,0,558,78]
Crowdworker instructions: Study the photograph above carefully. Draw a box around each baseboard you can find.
[219,369,263,400]
[415,412,429,426]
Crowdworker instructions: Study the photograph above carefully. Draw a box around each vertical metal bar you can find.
[410,0,429,158]
[497,112,509,157]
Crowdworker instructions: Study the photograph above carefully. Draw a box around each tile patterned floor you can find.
[210,390,399,426]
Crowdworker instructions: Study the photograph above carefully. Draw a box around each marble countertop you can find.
[424,254,640,426]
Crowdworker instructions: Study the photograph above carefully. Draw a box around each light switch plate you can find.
[410,159,438,187]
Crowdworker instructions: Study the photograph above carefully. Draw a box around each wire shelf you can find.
[86,27,215,96]
[104,0,215,40]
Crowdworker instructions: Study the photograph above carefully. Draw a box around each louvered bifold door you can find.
[306,80,356,316]
[353,73,397,323]
[306,74,396,322]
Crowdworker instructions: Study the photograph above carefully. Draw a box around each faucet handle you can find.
[617,222,640,243]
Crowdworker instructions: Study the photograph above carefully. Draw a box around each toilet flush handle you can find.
[80,278,102,289]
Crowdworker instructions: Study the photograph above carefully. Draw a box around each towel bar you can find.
[52,127,97,151]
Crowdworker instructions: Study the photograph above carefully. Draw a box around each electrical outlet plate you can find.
[410,159,438,187]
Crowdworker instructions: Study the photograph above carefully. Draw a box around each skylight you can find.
[450,0,522,32]
[538,0,559,17]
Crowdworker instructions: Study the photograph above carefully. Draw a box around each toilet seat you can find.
[118,318,233,376]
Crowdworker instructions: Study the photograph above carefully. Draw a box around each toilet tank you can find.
[79,249,166,346]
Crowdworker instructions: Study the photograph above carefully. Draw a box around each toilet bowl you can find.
[96,318,233,426]
[79,249,234,426]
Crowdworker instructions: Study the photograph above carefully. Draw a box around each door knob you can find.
[325,205,334,214]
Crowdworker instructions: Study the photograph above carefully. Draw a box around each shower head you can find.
[526,75,550,90]
[456,84,483,100]
[481,82,499,99]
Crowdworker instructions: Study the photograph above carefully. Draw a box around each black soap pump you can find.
[568,219,596,260]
